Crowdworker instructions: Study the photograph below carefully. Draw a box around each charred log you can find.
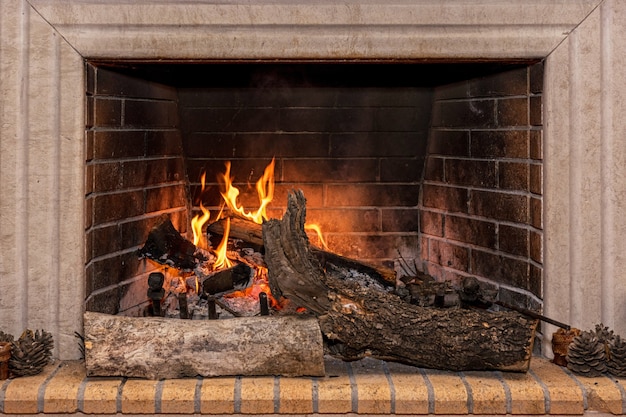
[138,215,207,270]
[210,216,395,290]
[202,263,253,295]
[262,190,537,372]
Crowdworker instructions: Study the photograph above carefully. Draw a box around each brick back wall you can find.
[85,65,189,314]
[179,67,432,264]
[420,63,543,311]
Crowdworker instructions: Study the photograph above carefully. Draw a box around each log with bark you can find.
[262,190,538,372]
[208,216,396,288]
[84,311,325,379]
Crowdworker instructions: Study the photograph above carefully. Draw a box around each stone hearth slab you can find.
[0,357,624,415]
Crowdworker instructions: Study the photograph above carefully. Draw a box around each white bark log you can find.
[84,312,325,379]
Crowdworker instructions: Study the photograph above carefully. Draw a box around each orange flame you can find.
[305,223,329,250]
[213,217,233,270]
[219,159,275,225]
[191,173,211,248]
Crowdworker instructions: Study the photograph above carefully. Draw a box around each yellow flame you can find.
[213,217,233,269]
[305,223,329,250]
[219,158,275,225]
[191,173,211,248]
[191,203,210,247]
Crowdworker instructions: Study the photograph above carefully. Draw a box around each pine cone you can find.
[595,323,615,344]
[0,330,13,343]
[607,335,626,377]
[566,330,607,377]
[9,329,54,377]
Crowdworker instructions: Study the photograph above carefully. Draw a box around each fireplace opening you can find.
[85,61,543,328]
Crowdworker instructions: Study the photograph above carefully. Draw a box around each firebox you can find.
[84,60,543,327]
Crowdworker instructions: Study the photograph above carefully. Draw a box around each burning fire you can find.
[191,173,211,247]
[219,159,275,224]
[188,158,327,312]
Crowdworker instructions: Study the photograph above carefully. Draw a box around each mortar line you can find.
[194,376,202,414]
[606,375,626,414]
[563,367,588,410]
[233,376,242,413]
[458,372,473,414]
[36,361,63,413]
[154,379,164,413]
[311,377,319,414]
[345,361,358,413]
[418,368,435,414]
[528,368,550,414]
[0,378,11,413]
[273,376,280,413]
[76,376,88,413]
[116,378,127,413]
[494,371,513,414]
[381,361,396,414]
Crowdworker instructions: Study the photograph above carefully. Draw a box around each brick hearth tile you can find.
[121,379,158,414]
[350,359,392,414]
[500,368,546,414]
[462,371,507,414]
[278,377,313,414]
[240,376,275,414]
[530,357,584,414]
[43,360,84,413]
[423,369,468,414]
[160,378,198,414]
[200,377,235,414]
[2,362,60,414]
[386,362,430,414]
[575,374,623,414]
[81,377,122,414]
[611,377,626,412]
[317,358,353,414]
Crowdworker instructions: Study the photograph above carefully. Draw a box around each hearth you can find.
[1,0,622,362]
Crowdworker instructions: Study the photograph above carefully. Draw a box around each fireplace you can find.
[85,60,543,321]
[1,0,623,361]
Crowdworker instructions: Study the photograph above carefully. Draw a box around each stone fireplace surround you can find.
[0,0,624,361]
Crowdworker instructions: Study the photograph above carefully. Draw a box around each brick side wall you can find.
[85,65,189,314]
[420,63,543,311]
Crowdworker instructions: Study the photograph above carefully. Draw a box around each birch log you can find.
[84,312,325,379]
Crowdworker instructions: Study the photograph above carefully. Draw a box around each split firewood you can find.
[262,190,538,372]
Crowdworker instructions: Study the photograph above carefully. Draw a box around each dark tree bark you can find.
[262,190,538,372]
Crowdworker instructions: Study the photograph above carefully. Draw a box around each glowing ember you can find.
[224,267,281,309]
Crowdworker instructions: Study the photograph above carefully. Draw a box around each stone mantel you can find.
[1,0,625,360]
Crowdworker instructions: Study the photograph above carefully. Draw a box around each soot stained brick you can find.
[444,215,497,249]
[422,184,468,214]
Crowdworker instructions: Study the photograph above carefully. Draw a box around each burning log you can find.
[83,312,325,379]
[209,216,396,288]
[262,190,538,372]
[138,215,210,269]
[201,263,253,295]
